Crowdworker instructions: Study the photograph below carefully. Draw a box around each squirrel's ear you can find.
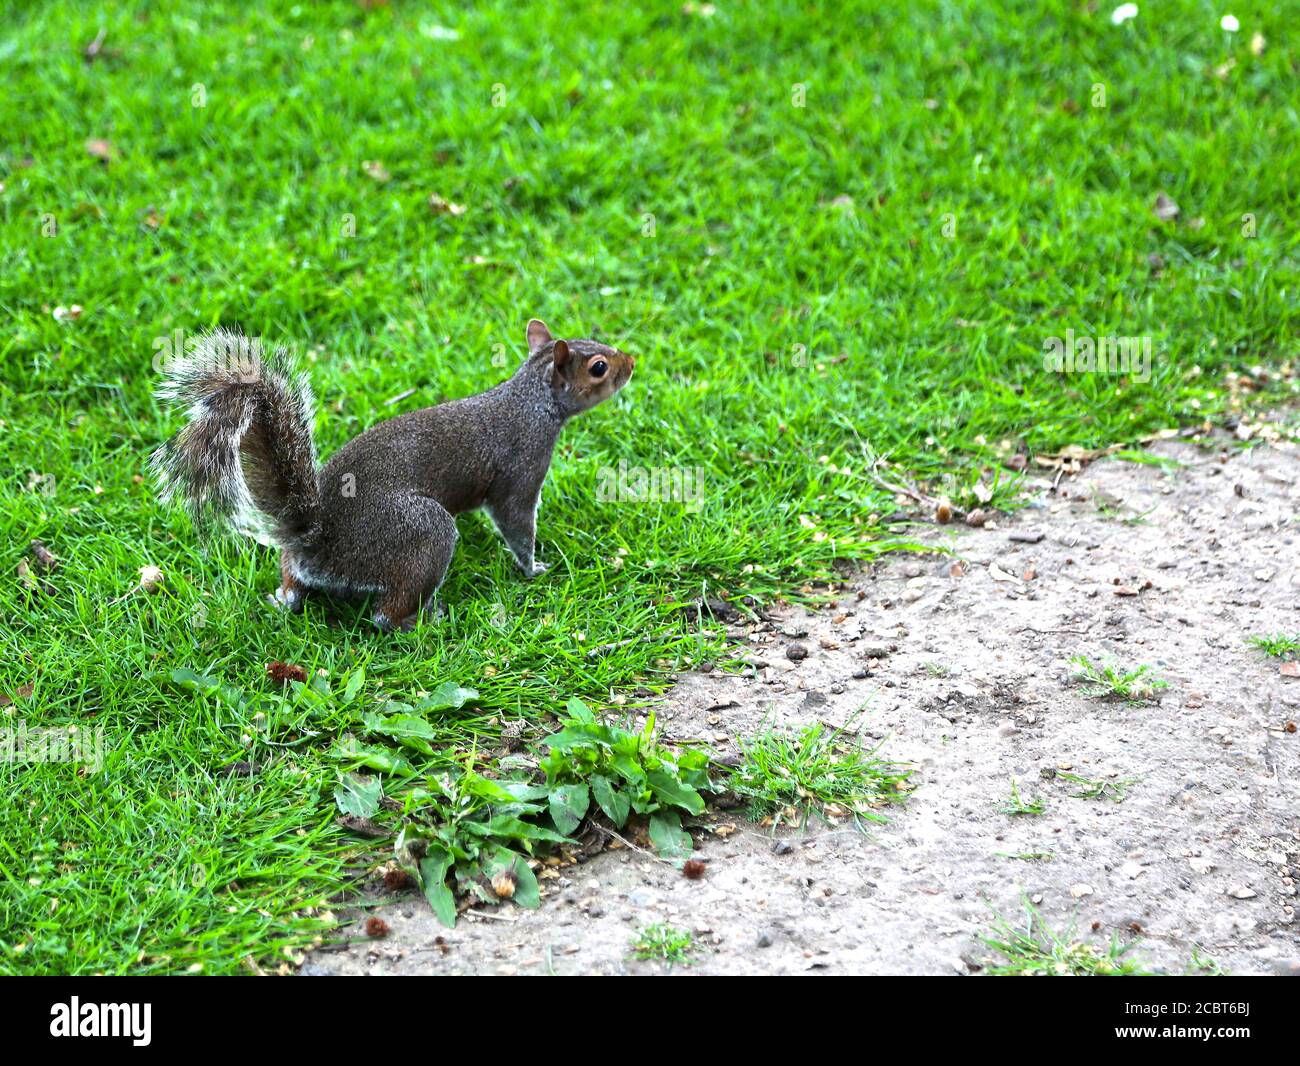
[527,319,553,355]
[552,339,570,368]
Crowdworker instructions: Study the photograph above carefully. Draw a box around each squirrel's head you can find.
[526,319,634,416]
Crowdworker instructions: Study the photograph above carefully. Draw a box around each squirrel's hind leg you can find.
[269,552,309,613]
[370,497,459,632]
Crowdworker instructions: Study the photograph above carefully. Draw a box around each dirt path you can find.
[304,427,1299,976]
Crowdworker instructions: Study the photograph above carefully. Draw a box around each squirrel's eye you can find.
[589,360,608,378]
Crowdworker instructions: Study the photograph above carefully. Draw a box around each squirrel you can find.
[151,319,634,631]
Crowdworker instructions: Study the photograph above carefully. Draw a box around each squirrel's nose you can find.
[626,355,635,373]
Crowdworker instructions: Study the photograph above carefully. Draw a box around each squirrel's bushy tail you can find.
[150,329,322,550]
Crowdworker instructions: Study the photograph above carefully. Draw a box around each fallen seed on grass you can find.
[1153,191,1180,222]
[428,193,467,216]
[336,814,388,839]
[365,917,389,937]
[29,540,57,571]
[267,661,308,685]
[85,138,116,163]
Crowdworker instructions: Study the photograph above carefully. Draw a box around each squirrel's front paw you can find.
[524,560,549,578]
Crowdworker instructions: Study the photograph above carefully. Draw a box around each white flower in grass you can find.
[1220,14,1239,32]
[1111,3,1138,24]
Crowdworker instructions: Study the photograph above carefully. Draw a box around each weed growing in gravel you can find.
[322,682,719,926]
[394,698,714,924]
[983,906,1150,976]
[1113,450,1184,474]
[391,768,562,927]
[1069,656,1169,704]
[536,698,713,863]
[729,723,911,829]
[1051,770,1135,803]
[1247,633,1300,659]
[1089,487,1155,525]
[1187,946,1228,976]
[999,778,1046,816]
[631,923,695,966]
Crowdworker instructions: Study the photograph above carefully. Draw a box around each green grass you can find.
[1113,448,1183,473]
[1069,655,1169,703]
[1247,633,1300,658]
[1,0,1297,973]
[998,777,1046,816]
[630,923,695,966]
[984,905,1227,976]
[729,722,912,828]
[983,905,1151,976]
[1054,770,1135,802]
[1187,945,1228,976]
[1089,486,1155,524]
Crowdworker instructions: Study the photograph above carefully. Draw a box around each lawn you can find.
[1,0,1296,974]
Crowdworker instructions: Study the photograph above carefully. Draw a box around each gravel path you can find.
[305,426,1300,975]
